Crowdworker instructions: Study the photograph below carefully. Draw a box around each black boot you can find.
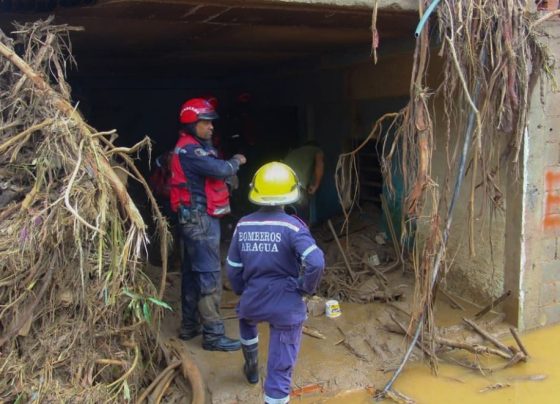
[202,321,241,351]
[202,335,241,351]
[178,325,201,341]
[242,343,259,384]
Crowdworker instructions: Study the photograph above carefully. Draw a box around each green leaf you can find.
[122,289,138,300]
[142,301,152,323]
[134,302,143,321]
[147,296,173,311]
[14,394,25,404]
[123,380,131,401]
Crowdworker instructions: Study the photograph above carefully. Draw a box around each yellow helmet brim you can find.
[248,186,300,206]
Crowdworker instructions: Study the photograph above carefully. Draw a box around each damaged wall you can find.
[430,92,507,304]
[505,21,560,330]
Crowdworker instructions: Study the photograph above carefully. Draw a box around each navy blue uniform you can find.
[175,134,240,342]
[226,207,325,403]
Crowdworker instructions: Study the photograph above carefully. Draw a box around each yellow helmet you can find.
[249,162,301,206]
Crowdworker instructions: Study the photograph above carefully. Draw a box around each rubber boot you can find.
[242,343,259,384]
[202,335,241,351]
[202,321,241,351]
[178,324,201,341]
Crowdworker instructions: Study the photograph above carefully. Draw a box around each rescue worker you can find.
[283,141,324,225]
[226,162,325,403]
[171,98,246,351]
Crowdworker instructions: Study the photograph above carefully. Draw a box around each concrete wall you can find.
[504,21,560,330]
[275,0,417,11]
[427,90,508,303]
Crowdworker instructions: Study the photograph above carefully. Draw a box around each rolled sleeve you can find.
[181,145,240,179]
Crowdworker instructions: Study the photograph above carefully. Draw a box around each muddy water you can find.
[299,324,560,403]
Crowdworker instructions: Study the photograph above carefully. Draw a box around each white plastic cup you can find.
[325,300,341,318]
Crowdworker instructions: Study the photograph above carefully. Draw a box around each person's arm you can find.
[292,229,325,295]
[307,150,324,195]
[179,145,245,179]
[226,226,246,295]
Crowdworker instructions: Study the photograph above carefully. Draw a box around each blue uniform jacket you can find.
[177,135,240,208]
[226,208,325,326]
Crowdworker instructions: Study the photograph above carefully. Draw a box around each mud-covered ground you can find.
[145,255,508,404]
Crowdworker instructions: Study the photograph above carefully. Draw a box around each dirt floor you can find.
[146,251,509,404]
[141,204,511,403]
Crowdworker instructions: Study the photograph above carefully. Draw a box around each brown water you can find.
[298,324,560,403]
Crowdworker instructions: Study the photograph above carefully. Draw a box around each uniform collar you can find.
[179,131,211,147]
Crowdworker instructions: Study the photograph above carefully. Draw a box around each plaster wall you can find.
[430,94,507,304]
[504,21,560,330]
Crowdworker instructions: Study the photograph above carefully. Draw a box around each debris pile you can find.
[314,203,404,303]
[0,19,171,401]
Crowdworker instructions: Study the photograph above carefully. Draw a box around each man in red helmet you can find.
[171,98,246,351]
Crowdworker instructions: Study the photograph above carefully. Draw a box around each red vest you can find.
[170,133,231,217]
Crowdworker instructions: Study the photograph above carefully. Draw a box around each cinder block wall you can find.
[505,21,560,330]
[538,25,560,323]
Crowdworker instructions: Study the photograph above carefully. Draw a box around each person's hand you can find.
[307,183,318,195]
[233,154,247,165]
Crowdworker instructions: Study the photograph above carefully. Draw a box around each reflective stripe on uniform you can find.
[237,220,300,232]
[227,257,243,268]
[301,245,318,260]
[240,335,259,345]
[226,160,234,174]
[264,394,290,404]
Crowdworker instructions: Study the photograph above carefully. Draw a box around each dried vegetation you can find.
[335,0,556,398]
[0,18,173,402]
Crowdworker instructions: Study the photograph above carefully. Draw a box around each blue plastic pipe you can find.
[414,0,442,37]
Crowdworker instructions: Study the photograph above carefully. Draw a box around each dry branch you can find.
[376,0,547,392]
[474,290,511,319]
[0,19,170,401]
[169,339,206,404]
[509,327,529,357]
[463,318,513,356]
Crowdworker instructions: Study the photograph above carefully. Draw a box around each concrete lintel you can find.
[273,0,418,11]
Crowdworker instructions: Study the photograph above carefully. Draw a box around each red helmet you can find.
[203,95,219,109]
[179,98,219,124]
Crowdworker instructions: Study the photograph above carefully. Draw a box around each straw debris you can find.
[0,18,171,402]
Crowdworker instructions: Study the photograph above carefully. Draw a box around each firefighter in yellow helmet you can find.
[226,162,325,403]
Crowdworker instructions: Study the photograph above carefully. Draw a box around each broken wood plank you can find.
[463,318,513,357]
[474,290,511,319]
[439,289,466,311]
[479,382,510,393]
[509,327,529,357]
[327,219,356,282]
[303,325,326,340]
[436,336,513,360]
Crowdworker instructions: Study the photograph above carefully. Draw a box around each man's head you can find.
[179,98,218,139]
